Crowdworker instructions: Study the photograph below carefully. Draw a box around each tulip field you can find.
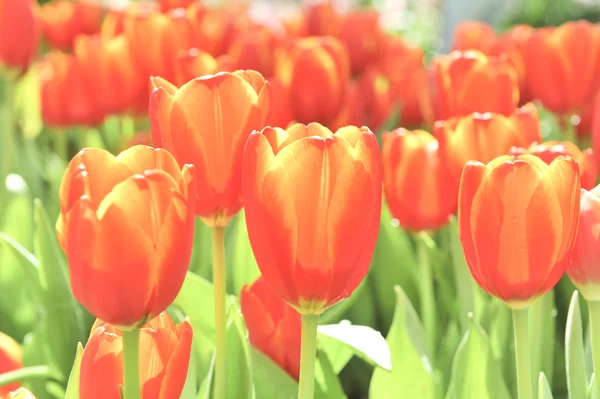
[3,0,600,398]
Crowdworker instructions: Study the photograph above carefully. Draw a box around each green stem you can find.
[122,328,140,399]
[588,301,600,399]
[512,307,533,399]
[0,365,52,388]
[0,72,16,224]
[416,232,436,356]
[211,226,227,399]
[298,313,320,399]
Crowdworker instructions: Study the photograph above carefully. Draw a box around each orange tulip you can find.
[187,4,241,57]
[56,146,196,327]
[227,24,279,78]
[172,48,221,87]
[276,36,350,125]
[0,0,41,71]
[509,141,597,190]
[41,0,103,51]
[329,81,365,132]
[242,123,382,314]
[526,20,600,115]
[336,10,384,74]
[149,71,269,227]
[302,3,339,37]
[264,76,294,129]
[435,102,541,185]
[0,332,22,396]
[452,21,497,52]
[382,128,457,231]
[39,52,104,128]
[2,388,36,399]
[240,276,301,380]
[80,312,192,399]
[429,50,520,121]
[74,34,145,116]
[459,154,581,306]
[568,185,600,300]
[159,0,194,12]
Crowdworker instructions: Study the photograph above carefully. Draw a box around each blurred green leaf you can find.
[64,343,83,399]
[320,277,367,325]
[227,211,260,295]
[189,219,213,280]
[566,291,587,399]
[250,347,297,399]
[538,372,553,399]
[197,354,215,399]
[530,290,557,395]
[589,373,596,399]
[223,304,252,399]
[315,349,347,399]
[446,217,474,331]
[369,285,435,399]
[317,333,354,375]
[444,314,511,399]
[14,66,42,139]
[436,320,461,394]
[487,300,514,395]
[318,322,391,370]
[180,342,200,399]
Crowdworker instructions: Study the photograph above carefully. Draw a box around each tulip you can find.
[243,123,381,399]
[41,0,103,51]
[56,146,196,327]
[526,20,600,115]
[382,128,457,231]
[510,141,597,190]
[336,10,384,74]
[240,277,301,380]
[452,21,497,53]
[227,24,279,78]
[0,0,41,71]
[159,0,193,12]
[429,50,520,121]
[243,123,382,314]
[302,3,339,37]
[149,70,269,227]
[80,312,192,399]
[264,77,294,129]
[0,332,22,396]
[435,102,541,185]
[187,4,242,57]
[275,36,350,125]
[74,34,145,116]
[329,81,365,132]
[2,388,36,399]
[491,25,533,103]
[172,48,221,87]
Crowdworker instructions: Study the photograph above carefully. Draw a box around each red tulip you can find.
[452,21,497,53]
[41,0,103,51]
[240,277,301,380]
[0,0,41,71]
[336,10,384,74]
[227,23,279,78]
[159,0,193,13]
[0,332,22,396]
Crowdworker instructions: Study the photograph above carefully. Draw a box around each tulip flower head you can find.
[150,70,269,227]
[452,21,497,53]
[56,146,196,327]
[0,0,41,71]
[241,277,301,380]
[0,332,22,396]
[80,312,193,399]
[243,123,382,315]
[459,154,581,308]
[382,128,457,231]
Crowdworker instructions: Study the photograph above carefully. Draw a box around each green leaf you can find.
[444,314,511,399]
[588,373,596,399]
[64,343,83,399]
[566,291,588,399]
[33,199,89,380]
[538,372,553,399]
[14,65,42,139]
[315,349,347,399]
[369,285,435,399]
[317,333,354,374]
[197,354,215,399]
[189,218,214,280]
[250,347,298,399]
[318,321,391,370]
[446,217,474,331]
[529,290,556,395]
[227,211,260,295]
[223,304,252,399]
[487,300,514,395]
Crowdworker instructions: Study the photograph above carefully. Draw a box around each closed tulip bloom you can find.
[276,36,350,125]
[2,388,36,399]
[510,141,597,190]
[240,277,301,380]
[459,154,581,307]
[435,102,541,185]
[56,146,196,327]
[0,332,22,396]
[41,0,103,51]
[302,3,339,37]
[0,0,41,71]
[264,77,294,129]
[336,10,384,74]
[452,21,497,53]
[329,81,365,132]
[227,24,279,78]
[159,0,193,12]
[80,312,192,399]
[172,48,222,87]
[243,123,382,314]
[382,128,457,231]
[526,20,600,115]
[150,71,269,227]
[491,25,533,103]
[429,50,520,121]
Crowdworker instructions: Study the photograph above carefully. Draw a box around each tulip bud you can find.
[452,21,497,53]
[0,0,41,72]
[159,0,193,13]
[56,146,196,327]
[150,71,269,227]
[227,24,279,78]
[41,0,103,51]
[336,10,384,74]
[243,123,382,315]
[382,128,457,231]
[80,312,192,399]
[526,20,600,115]
[0,332,22,396]
[240,277,301,380]
[276,36,350,125]
[459,154,581,307]
[435,102,541,185]
[429,50,520,121]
